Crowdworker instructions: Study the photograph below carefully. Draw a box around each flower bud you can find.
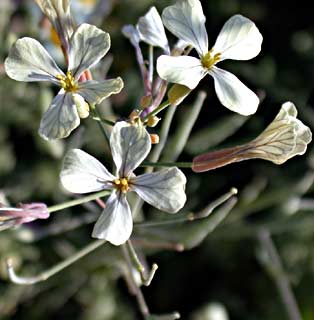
[146,116,160,127]
[150,133,160,144]
[73,94,90,119]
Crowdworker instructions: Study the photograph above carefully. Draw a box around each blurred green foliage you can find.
[1,0,314,319]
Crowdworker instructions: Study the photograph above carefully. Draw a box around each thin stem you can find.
[140,161,192,168]
[126,240,158,286]
[148,45,154,86]
[143,100,170,122]
[121,244,150,318]
[257,228,302,320]
[93,106,110,146]
[47,190,111,213]
[6,239,106,285]
[90,115,115,126]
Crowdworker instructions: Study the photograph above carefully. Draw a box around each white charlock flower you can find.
[60,121,187,246]
[4,23,124,140]
[156,0,263,116]
[192,102,312,172]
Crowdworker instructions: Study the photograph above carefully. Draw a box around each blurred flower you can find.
[0,203,49,232]
[5,23,124,140]
[60,121,187,245]
[192,102,312,172]
[157,0,262,115]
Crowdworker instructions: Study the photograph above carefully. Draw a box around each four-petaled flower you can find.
[157,0,263,115]
[5,23,124,140]
[192,102,312,172]
[0,203,50,232]
[60,121,187,245]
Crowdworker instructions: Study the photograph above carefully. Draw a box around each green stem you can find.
[141,161,192,168]
[48,190,111,213]
[91,116,115,126]
[143,100,170,121]
[93,106,110,145]
[6,239,106,285]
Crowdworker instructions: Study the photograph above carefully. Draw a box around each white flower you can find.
[156,0,263,115]
[60,121,187,245]
[192,102,312,172]
[4,23,124,140]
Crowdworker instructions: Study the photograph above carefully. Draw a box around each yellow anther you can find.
[113,178,130,193]
[201,49,221,70]
[57,71,78,92]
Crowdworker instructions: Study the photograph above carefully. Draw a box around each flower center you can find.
[57,71,78,92]
[113,178,130,193]
[201,49,221,70]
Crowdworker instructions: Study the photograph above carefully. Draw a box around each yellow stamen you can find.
[113,178,130,193]
[56,71,78,92]
[201,48,221,70]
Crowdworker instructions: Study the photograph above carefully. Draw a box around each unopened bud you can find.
[140,95,153,108]
[129,110,140,122]
[168,84,192,106]
[150,134,159,144]
[73,94,90,118]
[146,116,160,127]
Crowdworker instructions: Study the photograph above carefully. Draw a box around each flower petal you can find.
[110,121,151,177]
[137,6,169,52]
[92,191,132,245]
[212,14,263,61]
[77,77,124,104]
[122,24,141,46]
[210,66,259,115]
[4,37,63,83]
[162,0,208,56]
[60,148,115,194]
[251,102,312,164]
[157,55,206,89]
[69,23,110,79]
[132,168,187,213]
[38,90,80,140]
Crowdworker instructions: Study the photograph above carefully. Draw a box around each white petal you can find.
[110,121,151,177]
[251,102,312,164]
[122,24,141,47]
[38,90,80,140]
[4,37,63,83]
[68,23,110,79]
[60,149,115,193]
[92,191,132,245]
[132,168,187,213]
[210,67,259,115]
[157,55,206,89]
[77,77,124,104]
[162,0,208,56]
[137,6,169,52]
[212,14,263,61]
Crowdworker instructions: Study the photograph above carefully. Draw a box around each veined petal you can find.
[69,23,110,79]
[60,149,115,194]
[4,37,63,84]
[162,0,208,56]
[122,24,141,47]
[39,90,80,140]
[92,191,132,245]
[110,121,151,177]
[251,102,312,164]
[77,77,124,104]
[157,55,206,89]
[212,14,263,61]
[210,67,259,115]
[137,6,169,52]
[132,168,187,213]
[35,0,73,48]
